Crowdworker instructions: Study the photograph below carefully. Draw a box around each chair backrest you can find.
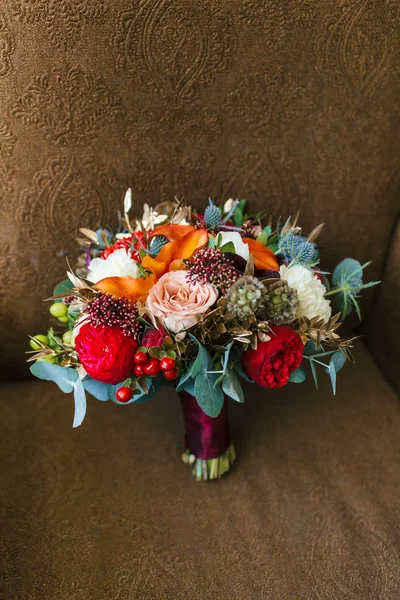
[1,1,399,379]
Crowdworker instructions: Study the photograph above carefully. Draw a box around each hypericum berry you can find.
[133,365,144,377]
[62,330,73,346]
[163,368,178,380]
[49,302,68,319]
[144,358,161,377]
[30,334,49,350]
[58,316,69,323]
[134,351,148,365]
[116,387,133,403]
[160,357,175,372]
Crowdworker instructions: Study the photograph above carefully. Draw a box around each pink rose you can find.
[146,270,217,333]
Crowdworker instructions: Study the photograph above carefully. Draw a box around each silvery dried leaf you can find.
[79,228,98,243]
[307,223,325,243]
[124,188,132,215]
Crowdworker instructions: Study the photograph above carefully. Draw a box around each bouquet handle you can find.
[179,391,236,481]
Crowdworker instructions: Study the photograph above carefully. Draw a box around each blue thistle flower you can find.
[149,235,169,256]
[204,199,222,229]
[278,232,317,267]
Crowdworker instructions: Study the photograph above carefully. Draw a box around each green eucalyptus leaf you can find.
[72,377,87,428]
[176,367,193,392]
[30,362,77,393]
[189,336,213,378]
[182,378,195,396]
[194,371,224,417]
[325,361,337,395]
[330,351,347,374]
[221,370,244,402]
[310,360,319,389]
[289,367,306,383]
[303,341,322,356]
[83,377,110,401]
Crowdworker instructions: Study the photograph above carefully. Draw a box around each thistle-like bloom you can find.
[186,248,240,295]
[86,293,142,339]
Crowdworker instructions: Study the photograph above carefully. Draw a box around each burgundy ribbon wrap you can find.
[179,391,231,460]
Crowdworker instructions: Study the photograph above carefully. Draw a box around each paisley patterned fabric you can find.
[1,0,400,379]
[0,3,400,594]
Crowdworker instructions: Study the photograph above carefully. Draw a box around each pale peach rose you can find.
[146,270,218,333]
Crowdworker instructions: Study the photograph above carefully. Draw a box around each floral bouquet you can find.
[28,192,378,481]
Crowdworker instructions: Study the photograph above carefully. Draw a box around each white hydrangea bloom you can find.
[280,264,332,323]
[87,248,139,284]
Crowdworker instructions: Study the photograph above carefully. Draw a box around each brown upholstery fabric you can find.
[1,341,400,598]
[1,1,400,379]
[364,216,400,394]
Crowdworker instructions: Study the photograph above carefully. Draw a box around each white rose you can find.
[217,231,249,261]
[87,249,139,284]
[280,264,332,323]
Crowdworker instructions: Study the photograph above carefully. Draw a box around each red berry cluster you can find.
[115,351,178,403]
[133,351,178,380]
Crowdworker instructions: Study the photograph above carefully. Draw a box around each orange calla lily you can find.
[150,224,195,241]
[142,228,208,279]
[243,238,279,271]
[94,274,156,303]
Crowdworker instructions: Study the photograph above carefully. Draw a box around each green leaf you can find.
[30,362,77,393]
[72,377,87,428]
[222,342,233,373]
[325,361,337,395]
[303,341,322,356]
[234,360,254,383]
[194,371,224,417]
[234,206,244,226]
[289,367,306,383]
[256,226,272,246]
[330,351,346,373]
[219,241,236,254]
[189,336,213,378]
[30,362,87,427]
[83,377,110,401]
[221,370,244,402]
[182,378,195,396]
[309,359,319,389]
[53,279,74,302]
[176,367,193,392]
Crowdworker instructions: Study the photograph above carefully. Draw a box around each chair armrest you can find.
[363,216,400,395]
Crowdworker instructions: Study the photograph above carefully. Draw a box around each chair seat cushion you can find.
[1,342,399,599]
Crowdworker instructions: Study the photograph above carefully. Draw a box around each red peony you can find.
[142,328,166,348]
[243,325,304,389]
[75,323,138,384]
